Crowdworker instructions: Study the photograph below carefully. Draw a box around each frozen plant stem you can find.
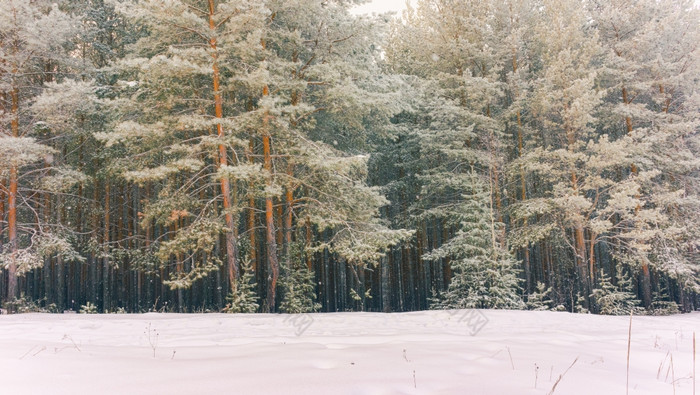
[670,353,676,395]
[145,323,158,358]
[62,335,81,352]
[626,312,632,395]
[548,357,578,395]
[507,346,515,370]
[657,351,670,379]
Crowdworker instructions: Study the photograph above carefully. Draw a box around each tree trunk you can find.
[574,224,589,296]
[7,85,20,302]
[103,182,110,312]
[208,0,238,295]
[0,178,4,252]
[247,138,257,272]
[622,86,651,307]
[380,254,390,312]
[263,129,279,311]
[305,217,312,271]
[589,231,597,284]
[517,107,531,293]
[261,79,279,311]
[56,196,65,311]
[640,263,652,308]
[284,164,294,267]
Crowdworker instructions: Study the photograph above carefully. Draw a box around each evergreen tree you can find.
[427,172,523,310]
[527,282,553,311]
[589,267,642,315]
[649,276,680,316]
[589,0,700,307]
[0,0,697,314]
[279,262,320,314]
[224,260,259,313]
[0,1,77,303]
[103,0,409,312]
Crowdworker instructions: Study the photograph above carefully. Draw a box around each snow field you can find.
[0,310,697,394]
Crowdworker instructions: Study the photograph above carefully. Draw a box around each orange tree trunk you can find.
[284,164,294,266]
[208,0,238,294]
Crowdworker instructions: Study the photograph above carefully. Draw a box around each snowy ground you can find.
[0,310,697,395]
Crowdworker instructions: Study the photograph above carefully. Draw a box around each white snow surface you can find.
[1,310,697,394]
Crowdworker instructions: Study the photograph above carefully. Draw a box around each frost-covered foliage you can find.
[527,282,553,311]
[0,0,81,302]
[3,294,59,314]
[79,302,99,314]
[0,233,83,276]
[0,0,697,313]
[158,218,224,290]
[279,265,320,314]
[0,136,56,172]
[279,245,321,314]
[34,233,85,264]
[649,280,680,316]
[0,248,43,277]
[104,0,409,301]
[386,0,525,311]
[224,261,259,314]
[428,173,524,310]
[589,268,643,316]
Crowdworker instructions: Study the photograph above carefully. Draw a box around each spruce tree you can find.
[589,267,642,315]
[527,282,553,311]
[427,171,523,310]
[224,260,259,313]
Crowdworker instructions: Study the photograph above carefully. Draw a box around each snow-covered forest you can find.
[0,0,698,315]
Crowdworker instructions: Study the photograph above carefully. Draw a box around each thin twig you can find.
[507,346,515,370]
[62,334,81,352]
[670,353,676,395]
[657,351,670,379]
[548,357,579,395]
[626,311,633,395]
[20,346,38,360]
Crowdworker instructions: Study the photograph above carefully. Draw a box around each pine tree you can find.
[589,0,700,306]
[105,0,270,295]
[1,0,697,314]
[103,0,409,312]
[0,1,77,303]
